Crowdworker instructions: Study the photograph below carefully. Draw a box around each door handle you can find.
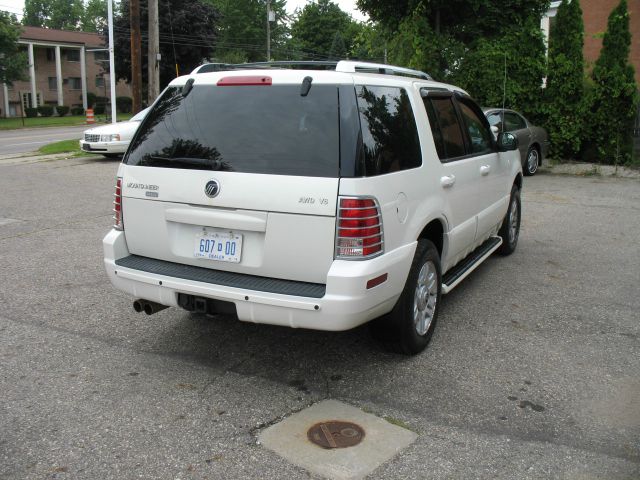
[440,174,456,188]
[480,165,491,176]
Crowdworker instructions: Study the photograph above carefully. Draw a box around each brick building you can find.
[543,0,640,84]
[1,26,131,118]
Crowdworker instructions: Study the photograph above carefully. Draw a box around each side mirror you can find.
[497,132,518,152]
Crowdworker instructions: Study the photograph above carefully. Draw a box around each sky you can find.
[0,0,369,22]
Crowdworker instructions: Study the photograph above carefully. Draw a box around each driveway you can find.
[0,156,638,479]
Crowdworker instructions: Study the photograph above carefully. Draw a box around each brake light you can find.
[217,76,272,86]
[113,177,123,230]
[336,197,384,259]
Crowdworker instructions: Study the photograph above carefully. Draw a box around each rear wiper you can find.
[145,155,228,170]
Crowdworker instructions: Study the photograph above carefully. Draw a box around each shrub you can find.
[93,103,105,115]
[25,107,38,118]
[86,92,97,108]
[116,96,132,113]
[71,107,85,116]
[544,0,585,159]
[56,105,70,117]
[584,0,639,164]
[37,105,54,117]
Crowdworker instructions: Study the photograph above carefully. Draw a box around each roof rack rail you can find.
[192,60,432,80]
[335,61,432,80]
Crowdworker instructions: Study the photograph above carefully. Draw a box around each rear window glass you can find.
[125,84,340,177]
[356,86,422,175]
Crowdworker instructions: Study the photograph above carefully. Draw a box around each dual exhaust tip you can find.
[133,299,168,315]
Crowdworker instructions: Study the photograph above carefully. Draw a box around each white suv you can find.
[103,61,522,354]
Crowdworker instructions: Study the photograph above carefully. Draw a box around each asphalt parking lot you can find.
[1,155,638,479]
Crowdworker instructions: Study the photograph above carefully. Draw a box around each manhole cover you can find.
[307,421,365,449]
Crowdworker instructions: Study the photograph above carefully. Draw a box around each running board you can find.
[442,236,502,294]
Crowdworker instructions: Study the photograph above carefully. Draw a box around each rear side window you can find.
[504,112,527,131]
[356,86,422,175]
[125,84,340,177]
[424,97,466,160]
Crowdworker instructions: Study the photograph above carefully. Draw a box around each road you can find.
[0,125,87,155]
[0,156,638,479]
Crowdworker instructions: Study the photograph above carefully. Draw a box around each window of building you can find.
[95,77,105,88]
[69,77,82,90]
[66,49,80,62]
[46,48,55,61]
[48,77,57,90]
[93,50,108,61]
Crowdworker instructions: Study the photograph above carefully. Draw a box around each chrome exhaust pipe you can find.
[133,299,169,315]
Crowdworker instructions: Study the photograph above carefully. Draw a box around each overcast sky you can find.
[0,0,369,22]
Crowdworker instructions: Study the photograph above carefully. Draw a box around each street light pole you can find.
[266,0,271,61]
[107,0,117,124]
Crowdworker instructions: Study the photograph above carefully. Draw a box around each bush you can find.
[25,107,38,118]
[37,105,54,117]
[86,92,97,108]
[93,103,105,115]
[56,105,70,117]
[71,107,85,116]
[116,96,132,113]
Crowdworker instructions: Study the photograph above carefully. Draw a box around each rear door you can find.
[120,77,343,284]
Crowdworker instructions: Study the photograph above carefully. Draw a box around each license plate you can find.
[194,230,242,263]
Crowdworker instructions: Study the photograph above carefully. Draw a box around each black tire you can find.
[524,146,539,176]
[370,239,442,355]
[497,185,521,256]
[102,153,121,159]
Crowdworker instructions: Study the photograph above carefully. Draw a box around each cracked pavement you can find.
[0,156,639,479]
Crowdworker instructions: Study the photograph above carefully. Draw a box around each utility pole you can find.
[266,0,271,61]
[130,0,142,113]
[107,0,117,124]
[148,0,160,104]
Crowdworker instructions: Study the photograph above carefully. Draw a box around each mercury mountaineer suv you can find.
[103,61,522,355]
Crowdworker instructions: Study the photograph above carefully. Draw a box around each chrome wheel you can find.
[508,197,519,245]
[526,148,539,175]
[413,260,438,336]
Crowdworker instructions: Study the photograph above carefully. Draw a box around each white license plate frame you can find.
[194,229,243,263]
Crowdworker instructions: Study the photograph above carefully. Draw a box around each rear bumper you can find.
[103,229,416,331]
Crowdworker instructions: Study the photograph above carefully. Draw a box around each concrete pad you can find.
[259,399,417,480]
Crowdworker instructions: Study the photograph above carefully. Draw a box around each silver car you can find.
[484,108,549,176]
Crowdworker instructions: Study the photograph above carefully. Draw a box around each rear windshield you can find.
[124,84,340,177]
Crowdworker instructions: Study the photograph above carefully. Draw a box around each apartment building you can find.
[1,26,130,118]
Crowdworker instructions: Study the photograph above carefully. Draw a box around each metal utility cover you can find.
[259,399,417,480]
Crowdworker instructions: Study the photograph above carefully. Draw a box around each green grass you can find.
[37,139,81,155]
[0,113,133,130]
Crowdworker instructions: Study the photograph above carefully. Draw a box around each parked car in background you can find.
[484,108,549,176]
[80,107,150,158]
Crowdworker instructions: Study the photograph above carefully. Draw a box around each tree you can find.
[544,0,585,159]
[205,0,289,62]
[290,0,363,60]
[23,0,84,30]
[0,12,27,85]
[82,0,108,33]
[110,0,220,91]
[585,0,638,164]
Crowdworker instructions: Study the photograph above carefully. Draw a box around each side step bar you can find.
[442,236,502,294]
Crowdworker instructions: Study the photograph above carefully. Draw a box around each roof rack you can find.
[192,60,432,80]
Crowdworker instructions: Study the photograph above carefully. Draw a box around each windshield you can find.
[125,84,340,177]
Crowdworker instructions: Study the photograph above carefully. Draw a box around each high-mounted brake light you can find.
[335,196,384,259]
[217,76,272,86]
[113,177,123,230]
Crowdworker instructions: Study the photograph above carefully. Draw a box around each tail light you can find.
[335,196,384,259]
[113,177,123,230]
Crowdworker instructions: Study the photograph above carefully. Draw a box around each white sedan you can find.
[80,107,150,158]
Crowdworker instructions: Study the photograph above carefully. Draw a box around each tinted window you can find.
[356,86,422,175]
[125,84,340,177]
[504,112,527,131]
[458,100,492,154]
[426,97,466,160]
